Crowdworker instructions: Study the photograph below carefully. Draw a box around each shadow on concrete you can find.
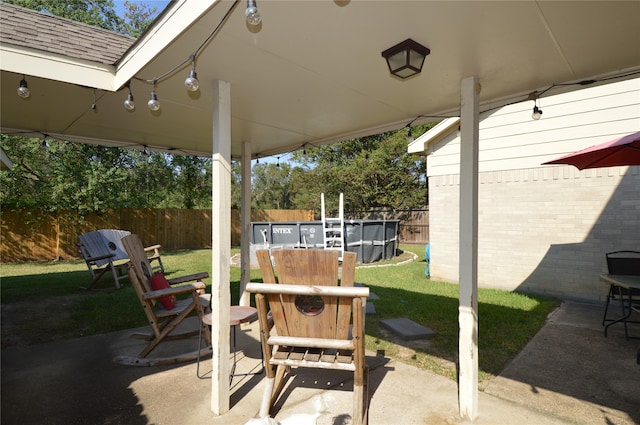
[1,330,152,425]
[265,353,393,422]
[483,301,640,425]
[491,167,640,424]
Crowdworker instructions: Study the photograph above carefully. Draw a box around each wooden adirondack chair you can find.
[78,229,164,290]
[113,233,211,367]
[246,249,370,425]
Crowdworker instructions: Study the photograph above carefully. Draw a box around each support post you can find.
[458,75,480,420]
[240,141,252,306]
[211,79,232,415]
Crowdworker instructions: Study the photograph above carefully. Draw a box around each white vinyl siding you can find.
[427,77,640,176]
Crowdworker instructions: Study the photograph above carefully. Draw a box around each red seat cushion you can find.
[150,272,176,310]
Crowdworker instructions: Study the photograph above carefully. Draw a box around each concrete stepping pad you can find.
[366,302,376,315]
[380,318,435,340]
[355,282,379,300]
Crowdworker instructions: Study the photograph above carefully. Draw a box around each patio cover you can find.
[2,0,640,420]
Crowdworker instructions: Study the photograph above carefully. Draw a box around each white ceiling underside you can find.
[2,0,639,159]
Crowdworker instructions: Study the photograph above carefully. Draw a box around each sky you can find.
[113,0,171,18]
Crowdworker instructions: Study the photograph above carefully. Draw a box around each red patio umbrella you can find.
[542,130,640,170]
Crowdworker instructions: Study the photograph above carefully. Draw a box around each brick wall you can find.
[428,165,640,302]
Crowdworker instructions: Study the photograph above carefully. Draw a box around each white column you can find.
[458,75,480,420]
[211,79,231,415]
[239,141,252,306]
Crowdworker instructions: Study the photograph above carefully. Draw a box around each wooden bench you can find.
[78,229,164,290]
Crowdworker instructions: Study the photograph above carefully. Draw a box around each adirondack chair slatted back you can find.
[273,249,352,340]
[122,234,156,295]
[77,229,137,289]
[79,229,130,267]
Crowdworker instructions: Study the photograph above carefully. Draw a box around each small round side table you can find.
[196,306,261,382]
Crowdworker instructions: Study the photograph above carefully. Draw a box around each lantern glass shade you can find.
[381,39,430,79]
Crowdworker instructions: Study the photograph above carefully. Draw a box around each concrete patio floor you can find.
[1,301,639,425]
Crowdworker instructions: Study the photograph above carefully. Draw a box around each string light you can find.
[148,81,160,111]
[406,126,413,143]
[124,81,135,111]
[531,100,543,120]
[245,0,261,26]
[17,75,30,98]
[91,89,98,110]
[184,55,199,92]
[403,114,457,144]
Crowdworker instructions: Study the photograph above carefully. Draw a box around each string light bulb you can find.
[184,56,199,92]
[406,126,414,143]
[245,0,261,26]
[532,103,543,120]
[148,83,160,111]
[185,69,199,92]
[124,93,135,111]
[124,82,135,111]
[91,89,98,111]
[17,75,30,98]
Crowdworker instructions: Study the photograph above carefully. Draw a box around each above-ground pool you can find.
[250,220,399,265]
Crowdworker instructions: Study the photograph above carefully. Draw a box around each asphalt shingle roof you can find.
[0,2,135,66]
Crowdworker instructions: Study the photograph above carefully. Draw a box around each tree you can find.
[289,124,431,213]
[0,137,131,214]
[172,155,212,209]
[5,0,126,32]
[251,162,295,209]
[230,161,242,209]
[0,2,220,214]
[121,0,157,37]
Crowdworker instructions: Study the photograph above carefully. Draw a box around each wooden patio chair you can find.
[113,233,211,366]
[246,249,370,424]
[78,229,164,290]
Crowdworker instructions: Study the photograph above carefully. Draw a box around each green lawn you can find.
[0,244,559,384]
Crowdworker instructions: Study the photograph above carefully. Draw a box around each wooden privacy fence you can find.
[1,207,428,263]
[1,208,314,263]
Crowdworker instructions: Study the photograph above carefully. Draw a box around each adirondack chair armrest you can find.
[142,281,206,301]
[84,252,116,263]
[143,244,161,255]
[246,282,369,298]
[167,272,209,285]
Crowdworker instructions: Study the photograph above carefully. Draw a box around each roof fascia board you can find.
[409,117,460,154]
[1,44,115,90]
[114,0,220,89]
